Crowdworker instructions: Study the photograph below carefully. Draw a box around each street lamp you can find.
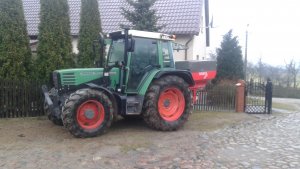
[244,24,249,81]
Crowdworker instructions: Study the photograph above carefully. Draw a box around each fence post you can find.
[265,78,273,114]
[235,79,246,113]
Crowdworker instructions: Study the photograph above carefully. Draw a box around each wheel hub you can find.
[163,99,171,107]
[158,88,185,122]
[76,100,105,130]
[84,109,95,119]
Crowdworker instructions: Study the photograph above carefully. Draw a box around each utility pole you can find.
[244,24,249,81]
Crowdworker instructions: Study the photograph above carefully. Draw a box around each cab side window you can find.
[127,38,158,90]
[131,38,158,68]
[162,41,174,68]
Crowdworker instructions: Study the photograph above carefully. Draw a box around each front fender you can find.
[85,83,118,117]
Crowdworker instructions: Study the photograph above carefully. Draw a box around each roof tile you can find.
[22,0,203,36]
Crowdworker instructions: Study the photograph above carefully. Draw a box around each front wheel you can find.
[142,75,192,131]
[61,89,114,138]
[44,102,63,126]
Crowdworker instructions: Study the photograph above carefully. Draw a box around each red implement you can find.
[176,61,217,103]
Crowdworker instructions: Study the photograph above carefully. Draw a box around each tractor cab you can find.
[103,29,176,93]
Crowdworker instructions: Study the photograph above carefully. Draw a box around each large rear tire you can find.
[61,89,114,138]
[142,75,192,131]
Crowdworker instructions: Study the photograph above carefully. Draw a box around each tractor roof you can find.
[108,30,175,41]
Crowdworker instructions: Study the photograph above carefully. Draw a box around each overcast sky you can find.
[208,0,300,66]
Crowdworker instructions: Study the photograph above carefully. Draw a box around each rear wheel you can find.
[142,75,192,131]
[61,89,114,138]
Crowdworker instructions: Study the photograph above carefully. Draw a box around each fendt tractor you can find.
[42,28,216,138]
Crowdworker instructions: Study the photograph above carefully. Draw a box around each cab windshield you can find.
[107,39,125,66]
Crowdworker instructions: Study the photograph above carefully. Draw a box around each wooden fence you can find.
[0,79,45,118]
[0,79,238,118]
[193,85,236,111]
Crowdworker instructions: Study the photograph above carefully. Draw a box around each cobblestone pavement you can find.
[1,110,299,168]
[123,113,300,169]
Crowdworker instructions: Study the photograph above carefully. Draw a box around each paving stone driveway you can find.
[128,113,300,169]
[0,99,299,169]
[195,113,300,169]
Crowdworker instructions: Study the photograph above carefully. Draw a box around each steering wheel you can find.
[131,64,153,76]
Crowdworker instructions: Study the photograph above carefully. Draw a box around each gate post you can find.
[235,80,246,112]
[265,78,273,114]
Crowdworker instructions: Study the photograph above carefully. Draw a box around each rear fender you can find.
[137,70,194,96]
[154,70,195,86]
[153,70,196,103]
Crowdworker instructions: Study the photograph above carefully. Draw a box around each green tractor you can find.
[42,28,216,138]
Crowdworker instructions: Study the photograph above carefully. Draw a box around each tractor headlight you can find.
[104,72,109,76]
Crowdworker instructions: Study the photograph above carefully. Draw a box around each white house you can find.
[22,0,210,61]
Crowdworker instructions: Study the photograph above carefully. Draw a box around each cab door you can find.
[127,38,159,92]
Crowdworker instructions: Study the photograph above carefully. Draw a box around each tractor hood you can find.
[54,68,104,86]
[53,68,119,90]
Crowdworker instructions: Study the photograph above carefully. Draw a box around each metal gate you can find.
[245,79,272,114]
[194,85,236,112]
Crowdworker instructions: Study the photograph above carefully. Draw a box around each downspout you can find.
[205,0,210,47]
[185,35,193,60]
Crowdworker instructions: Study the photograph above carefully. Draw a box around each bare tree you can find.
[246,58,299,88]
[208,51,217,61]
[285,59,298,88]
[246,62,257,80]
[257,58,265,83]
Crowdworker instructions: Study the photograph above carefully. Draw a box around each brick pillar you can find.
[235,80,246,112]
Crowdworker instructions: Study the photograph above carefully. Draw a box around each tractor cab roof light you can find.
[170,35,176,40]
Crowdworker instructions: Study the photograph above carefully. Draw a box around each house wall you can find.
[173,34,206,61]
[71,35,206,61]
[30,38,79,54]
[72,37,79,54]
[173,35,193,61]
[192,32,207,61]
[173,3,207,61]
[191,1,207,61]
[29,40,38,53]
[33,29,207,61]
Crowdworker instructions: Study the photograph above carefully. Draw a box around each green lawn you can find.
[185,111,256,131]
[272,102,297,111]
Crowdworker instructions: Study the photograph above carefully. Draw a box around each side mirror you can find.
[127,38,135,52]
[115,61,124,67]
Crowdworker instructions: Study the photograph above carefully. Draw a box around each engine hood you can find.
[55,68,104,86]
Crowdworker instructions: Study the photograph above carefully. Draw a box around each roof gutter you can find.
[185,35,194,60]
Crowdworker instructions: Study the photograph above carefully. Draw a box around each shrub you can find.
[205,80,236,107]
[35,0,74,81]
[273,85,300,99]
[0,0,32,79]
[216,30,244,80]
[77,0,102,68]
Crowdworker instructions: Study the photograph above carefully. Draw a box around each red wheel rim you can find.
[76,100,105,130]
[158,87,185,121]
